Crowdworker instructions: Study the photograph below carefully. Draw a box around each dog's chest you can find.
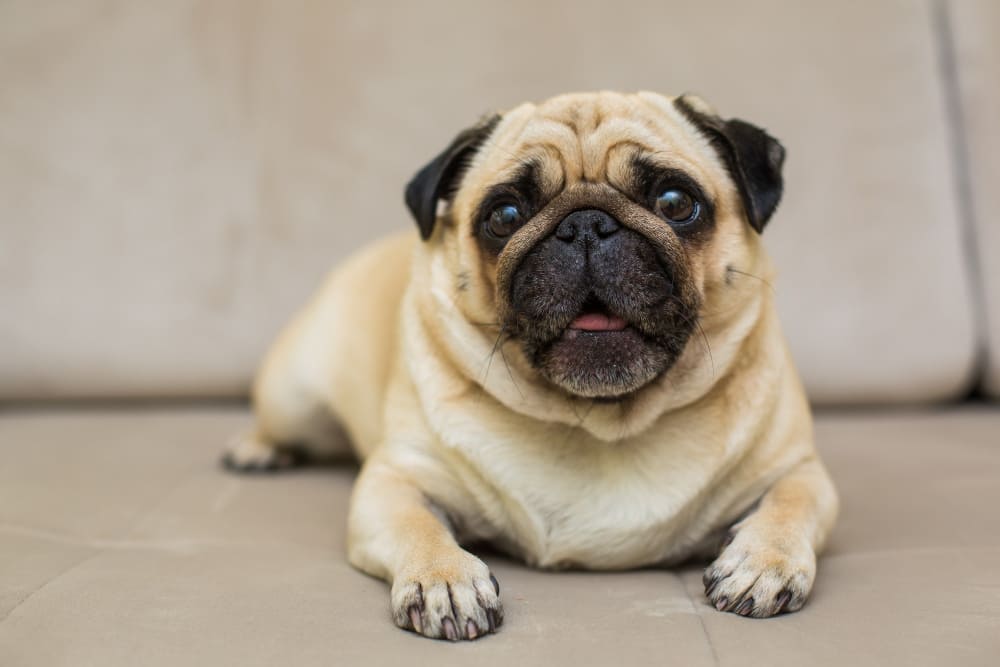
[446,425,749,570]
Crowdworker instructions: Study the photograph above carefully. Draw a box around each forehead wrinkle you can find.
[517,119,581,182]
[531,144,566,195]
[604,142,651,191]
[489,145,560,202]
[582,117,660,181]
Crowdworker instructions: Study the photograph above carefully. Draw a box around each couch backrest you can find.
[949,0,1000,397]
[0,1,986,404]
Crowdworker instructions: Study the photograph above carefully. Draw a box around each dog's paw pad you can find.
[703,529,815,618]
[221,434,305,473]
[392,554,502,641]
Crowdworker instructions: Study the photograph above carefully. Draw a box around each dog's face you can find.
[405,92,785,400]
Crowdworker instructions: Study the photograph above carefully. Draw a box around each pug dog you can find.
[224,91,839,641]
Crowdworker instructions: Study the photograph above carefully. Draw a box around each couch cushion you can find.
[0,1,977,403]
[2,407,999,666]
[947,0,1000,397]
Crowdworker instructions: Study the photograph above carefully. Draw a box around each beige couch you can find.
[1,2,998,665]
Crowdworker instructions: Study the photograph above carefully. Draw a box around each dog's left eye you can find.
[655,188,699,224]
[486,204,525,238]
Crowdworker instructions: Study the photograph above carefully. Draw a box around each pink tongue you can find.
[569,312,628,331]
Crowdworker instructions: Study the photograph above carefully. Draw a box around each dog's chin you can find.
[535,327,673,399]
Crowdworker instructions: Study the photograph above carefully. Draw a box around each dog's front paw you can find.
[391,551,502,641]
[703,526,816,618]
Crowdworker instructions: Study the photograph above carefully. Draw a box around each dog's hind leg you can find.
[223,233,414,472]
[223,300,352,472]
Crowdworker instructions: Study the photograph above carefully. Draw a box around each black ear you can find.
[404,114,502,240]
[674,96,786,233]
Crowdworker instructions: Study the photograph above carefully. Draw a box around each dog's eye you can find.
[655,189,698,224]
[486,204,524,238]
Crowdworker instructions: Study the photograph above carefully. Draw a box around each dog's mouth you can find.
[565,294,629,336]
[526,292,669,399]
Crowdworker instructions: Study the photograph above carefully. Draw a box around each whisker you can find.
[479,328,507,387]
[694,318,715,378]
[726,267,775,294]
[497,338,525,400]
[666,294,715,378]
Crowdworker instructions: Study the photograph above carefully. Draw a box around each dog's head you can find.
[405,92,785,400]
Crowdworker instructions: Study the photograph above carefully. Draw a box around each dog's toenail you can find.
[442,617,458,641]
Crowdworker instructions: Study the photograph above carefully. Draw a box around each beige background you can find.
[0,0,988,403]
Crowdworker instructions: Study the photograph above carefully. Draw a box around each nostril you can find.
[555,219,578,242]
[595,216,620,238]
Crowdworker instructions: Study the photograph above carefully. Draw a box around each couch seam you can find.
[679,571,721,667]
[0,461,204,625]
[932,0,990,394]
[0,523,333,554]
[0,549,103,625]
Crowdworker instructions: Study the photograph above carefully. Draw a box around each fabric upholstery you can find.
[1,406,997,665]
[947,0,1000,396]
[0,1,978,403]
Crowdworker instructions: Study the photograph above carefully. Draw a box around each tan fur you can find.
[227,91,838,639]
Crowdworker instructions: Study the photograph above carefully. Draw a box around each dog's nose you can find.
[554,209,621,244]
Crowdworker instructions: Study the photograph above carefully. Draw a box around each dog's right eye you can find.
[655,188,699,224]
[485,204,525,238]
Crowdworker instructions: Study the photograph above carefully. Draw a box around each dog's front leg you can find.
[703,456,839,617]
[347,457,502,641]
